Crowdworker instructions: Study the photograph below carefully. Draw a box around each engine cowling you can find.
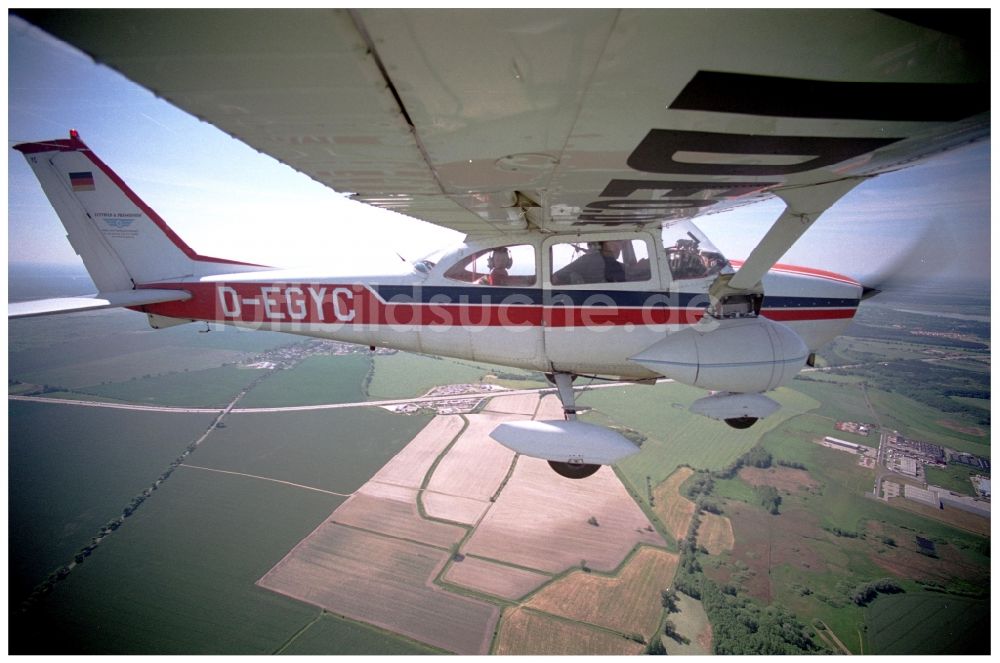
[630,316,809,393]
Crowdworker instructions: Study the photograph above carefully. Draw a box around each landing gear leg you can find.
[546,372,600,479]
[552,372,578,421]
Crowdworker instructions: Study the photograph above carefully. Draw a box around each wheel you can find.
[724,416,758,429]
[548,460,601,479]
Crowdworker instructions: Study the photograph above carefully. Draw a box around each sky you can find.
[7,14,992,290]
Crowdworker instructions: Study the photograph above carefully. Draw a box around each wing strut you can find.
[711,177,865,308]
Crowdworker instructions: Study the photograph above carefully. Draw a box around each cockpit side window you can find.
[550,238,651,285]
[443,244,536,286]
[661,224,732,280]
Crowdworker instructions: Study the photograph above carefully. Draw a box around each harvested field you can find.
[258,523,497,654]
[425,412,516,502]
[483,392,539,415]
[697,512,735,555]
[332,484,465,549]
[494,607,644,656]
[523,546,678,636]
[462,457,663,574]
[534,394,565,420]
[443,556,551,600]
[422,490,490,526]
[739,466,819,493]
[652,467,697,541]
[369,415,465,488]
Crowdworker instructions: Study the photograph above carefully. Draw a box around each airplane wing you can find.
[8,289,191,319]
[15,9,988,243]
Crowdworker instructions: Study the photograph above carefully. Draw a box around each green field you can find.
[9,308,295,388]
[279,613,445,655]
[192,408,433,494]
[864,592,990,654]
[581,382,820,493]
[73,365,267,408]
[237,354,370,407]
[11,470,342,654]
[8,401,218,603]
[867,389,990,456]
[924,464,986,497]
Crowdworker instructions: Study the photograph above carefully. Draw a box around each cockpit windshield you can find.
[412,247,454,274]
[661,222,732,280]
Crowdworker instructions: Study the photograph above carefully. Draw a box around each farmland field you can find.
[493,607,644,656]
[258,523,498,654]
[278,613,445,655]
[368,352,493,399]
[585,382,820,495]
[864,592,989,654]
[237,354,370,407]
[652,467,697,541]
[188,408,433,494]
[443,556,551,600]
[9,401,217,604]
[523,546,678,637]
[697,512,734,556]
[74,365,267,407]
[12,469,343,654]
[462,457,663,574]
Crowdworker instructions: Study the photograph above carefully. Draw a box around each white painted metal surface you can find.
[489,419,640,465]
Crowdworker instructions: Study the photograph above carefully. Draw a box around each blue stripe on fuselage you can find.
[373,285,857,309]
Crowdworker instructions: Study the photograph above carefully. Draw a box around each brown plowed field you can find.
[332,487,465,549]
[494,607,644,655]
[443,556,551,600]
[483,392,540,415]
[369,415,465,488]
[425,412,516,502]
[697,512,734,555]
[739,466,819,492]
[422,490,491,525]
[523,546,678,636]
[462,457,663,574]
[258,523,498,654]
[653,467,697,541]
[534,394,565,420]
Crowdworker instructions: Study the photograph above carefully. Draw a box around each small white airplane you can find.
[10,10,988,478]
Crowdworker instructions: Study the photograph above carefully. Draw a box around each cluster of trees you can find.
[850,578,904,606]
[824,526,859,538]
[713,447,773,480]
[754,485,781,515]
[700,580,822,654]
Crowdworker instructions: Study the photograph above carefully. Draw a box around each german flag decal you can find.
[69,171,95,191]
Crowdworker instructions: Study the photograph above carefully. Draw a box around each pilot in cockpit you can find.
[552,241,626,285]
[480,247,512,286]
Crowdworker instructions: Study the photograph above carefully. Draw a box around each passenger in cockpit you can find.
[552,241,626,285]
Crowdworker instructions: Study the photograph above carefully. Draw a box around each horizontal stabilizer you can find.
[8,288,190,319]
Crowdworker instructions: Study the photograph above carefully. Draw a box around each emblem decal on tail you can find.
[69,171,95,191]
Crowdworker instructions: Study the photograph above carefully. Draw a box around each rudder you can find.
[14,131,263,292]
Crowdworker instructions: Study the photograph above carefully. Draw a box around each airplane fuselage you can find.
[137,229,862,380]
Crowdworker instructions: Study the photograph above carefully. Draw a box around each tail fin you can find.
[14,131,265,292]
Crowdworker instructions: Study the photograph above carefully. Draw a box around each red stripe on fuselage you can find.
[728,259,860,286]
[138,282,855,328]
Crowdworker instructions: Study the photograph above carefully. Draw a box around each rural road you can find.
[8,380,666,414]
